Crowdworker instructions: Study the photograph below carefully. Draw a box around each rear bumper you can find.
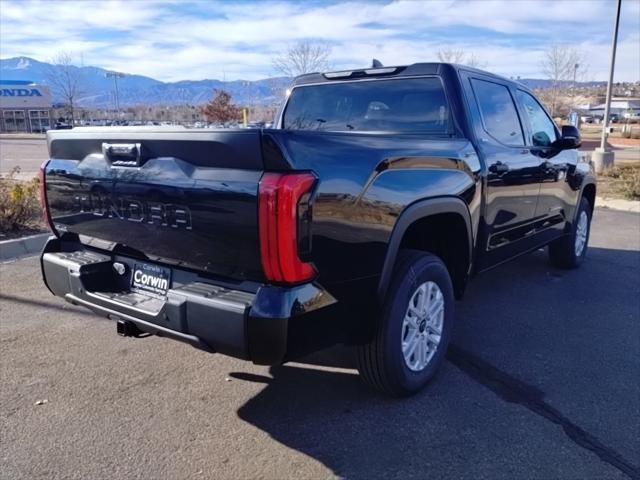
[40,237,336,365]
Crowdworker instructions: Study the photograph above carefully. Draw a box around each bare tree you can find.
[46,52,84,124]
[272,41,331,77]
[466,53,488,69]
[437,48,487,68]
[540,45,585,117]
[437,48,466,64]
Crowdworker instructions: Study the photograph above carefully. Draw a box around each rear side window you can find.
[471,79,524,146]
[283,78,450,133]
[516,90,558,147]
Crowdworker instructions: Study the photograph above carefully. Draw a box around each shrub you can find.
[0,167,42,233]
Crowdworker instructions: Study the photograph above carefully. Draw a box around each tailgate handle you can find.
[102,142,143,167]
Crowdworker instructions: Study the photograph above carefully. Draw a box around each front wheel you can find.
[356,250,454,396]
[548,197,592,269]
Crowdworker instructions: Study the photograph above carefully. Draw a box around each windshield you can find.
[283,77,450,133]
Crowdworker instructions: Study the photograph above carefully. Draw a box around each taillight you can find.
[39,160,56,234]
[259,172,316,283]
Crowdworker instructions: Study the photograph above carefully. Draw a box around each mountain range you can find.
[0,57,290,108]
[0,56,606,108]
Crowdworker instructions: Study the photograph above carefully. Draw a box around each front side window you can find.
[283,77,450,134]
[516,90,558,147]
[471,79,524,146]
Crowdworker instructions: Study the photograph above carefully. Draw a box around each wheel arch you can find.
[581,181,596,216]
[377,197,473,300]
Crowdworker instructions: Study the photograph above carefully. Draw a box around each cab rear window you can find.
[283,78,450,133]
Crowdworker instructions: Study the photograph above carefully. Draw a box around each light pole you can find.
[106,71,126,121]
[593,0,622,173]
[571,63,579,121]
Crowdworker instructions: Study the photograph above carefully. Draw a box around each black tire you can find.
[548,197,592,269]
[356,250,455,397]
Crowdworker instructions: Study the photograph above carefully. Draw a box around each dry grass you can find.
[600,164,640,200]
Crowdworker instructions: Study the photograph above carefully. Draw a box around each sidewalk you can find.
[596,197,640,213]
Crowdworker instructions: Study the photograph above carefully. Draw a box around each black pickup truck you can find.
[40,63,595,396]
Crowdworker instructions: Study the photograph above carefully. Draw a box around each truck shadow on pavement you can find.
[234,247,640,480]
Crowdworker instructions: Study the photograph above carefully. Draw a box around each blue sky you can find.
[1,0,639,82]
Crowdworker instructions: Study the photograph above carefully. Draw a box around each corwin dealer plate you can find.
[131,263,172,296]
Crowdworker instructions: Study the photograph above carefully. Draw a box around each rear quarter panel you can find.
[267,131,482,284]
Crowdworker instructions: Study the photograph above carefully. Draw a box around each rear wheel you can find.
[548,197,592,269]
[356,250,454,396]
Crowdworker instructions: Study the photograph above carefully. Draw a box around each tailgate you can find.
[45,128,266,281]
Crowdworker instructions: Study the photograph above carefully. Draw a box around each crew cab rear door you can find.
[459,70,542,267]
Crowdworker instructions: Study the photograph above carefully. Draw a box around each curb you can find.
[609,143,640,151]
[596,197,640,213]
[0,233,50,261]
[0,133,46,140]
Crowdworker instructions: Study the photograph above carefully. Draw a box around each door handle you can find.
[489,162,509,174]
[102,142,143,167]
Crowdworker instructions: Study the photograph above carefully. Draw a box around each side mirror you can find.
[552,125,581,150]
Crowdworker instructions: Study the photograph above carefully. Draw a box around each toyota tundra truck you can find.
[39,63,596,396]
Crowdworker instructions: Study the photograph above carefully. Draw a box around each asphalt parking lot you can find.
[1,207,638,480]
[0,137,48,180]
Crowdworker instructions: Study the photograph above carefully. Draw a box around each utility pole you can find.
[593,0,622,173]
[571,63,579,122]
[106,71,126,121]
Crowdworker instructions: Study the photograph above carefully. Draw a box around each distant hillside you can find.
[516,78,607,89]
[0,56,607,108]
[0,57,290,107]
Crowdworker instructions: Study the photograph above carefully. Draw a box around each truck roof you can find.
[292,62,521,89]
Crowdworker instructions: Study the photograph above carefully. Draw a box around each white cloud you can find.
[0,0,638,82]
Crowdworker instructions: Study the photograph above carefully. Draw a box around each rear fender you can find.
[377,197,473,299]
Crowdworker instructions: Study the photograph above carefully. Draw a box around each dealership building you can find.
[0,80,53,133]
[588,98,640,117]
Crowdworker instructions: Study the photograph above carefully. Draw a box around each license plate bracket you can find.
[131,262,172,296]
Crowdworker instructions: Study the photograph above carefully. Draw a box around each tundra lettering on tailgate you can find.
[73,194,192,230]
